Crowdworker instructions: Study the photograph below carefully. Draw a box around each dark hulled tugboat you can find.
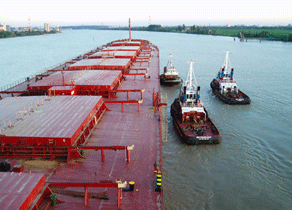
[160,53,182,86]
[210,51,251,104]
[171,61,221,145]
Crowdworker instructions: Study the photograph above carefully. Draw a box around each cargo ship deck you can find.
[0,37,164,209]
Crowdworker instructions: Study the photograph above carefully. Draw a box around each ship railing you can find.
[160,94,168,143]
[183,102,203,108]
[128,68,149,74]
[0,77,27,92]
[0,46,102,92]
[109,89,145,100]
[47,180,127,207]
[124,73,148,82]
[105,100,143,112]
[0,64,60,92]
[221,79,236,83]
[0,145,134,163]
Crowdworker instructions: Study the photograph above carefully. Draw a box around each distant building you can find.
[0,23,6,31]
[44,23,50,32]
[6,25,11,32]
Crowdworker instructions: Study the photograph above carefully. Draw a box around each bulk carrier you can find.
[0,20,165,209]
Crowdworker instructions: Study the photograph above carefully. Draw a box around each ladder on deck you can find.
[160,94,168,143]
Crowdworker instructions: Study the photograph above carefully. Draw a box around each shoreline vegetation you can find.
[0,30,57,38]
[58,24,292,42]
[2,24,292,42]
[120,25,292,42]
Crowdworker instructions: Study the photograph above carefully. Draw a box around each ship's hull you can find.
[210,80,251,105]
[0,39,164,209]
[170,100,221,145]
[160,75,182,86]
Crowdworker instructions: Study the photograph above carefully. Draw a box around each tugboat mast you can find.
[223,51,232,72]
[185,61,197,89]
[169,53,173,68]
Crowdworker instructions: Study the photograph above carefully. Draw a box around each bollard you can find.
[155,174,162,192]
[155,182,161,192]
[129,181,135,191]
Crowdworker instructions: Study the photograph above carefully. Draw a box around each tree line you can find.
[126,24,292,42]
[0,30,57,39]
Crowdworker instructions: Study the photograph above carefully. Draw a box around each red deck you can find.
[111,40,142,46]
[28,70,123,96]
[88,51,138,61]
[0,172,45,210]
[48,86,76,95]
[48,43,162,209]
[0,96,103,146]
[102,46,141,52]
[68,58,131,72]
[0,39,163,209]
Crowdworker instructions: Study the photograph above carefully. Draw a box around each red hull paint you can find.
[210,80,251,105]
[171,99,221,145]
[0,39,163,209]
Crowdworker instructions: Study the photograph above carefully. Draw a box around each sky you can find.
[1,0,291,27]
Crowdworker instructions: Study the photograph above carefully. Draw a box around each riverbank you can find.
[109,24,292,42]
[208,26,292,42]
[0,30,58,38]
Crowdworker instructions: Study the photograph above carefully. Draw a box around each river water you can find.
[1,30,292,209]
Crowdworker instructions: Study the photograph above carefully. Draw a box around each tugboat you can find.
[160,53,182,85]
[210,51,251,104]
[171,61,221,145]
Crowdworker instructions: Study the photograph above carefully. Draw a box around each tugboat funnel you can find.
[183,86,187,102]
[196,86,200,103]
[231,68,234,80]
[221,68,225,79]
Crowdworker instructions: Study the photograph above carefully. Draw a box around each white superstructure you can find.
[217,51,238,94]
[180,61,205,118]
[163,53,179,77]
